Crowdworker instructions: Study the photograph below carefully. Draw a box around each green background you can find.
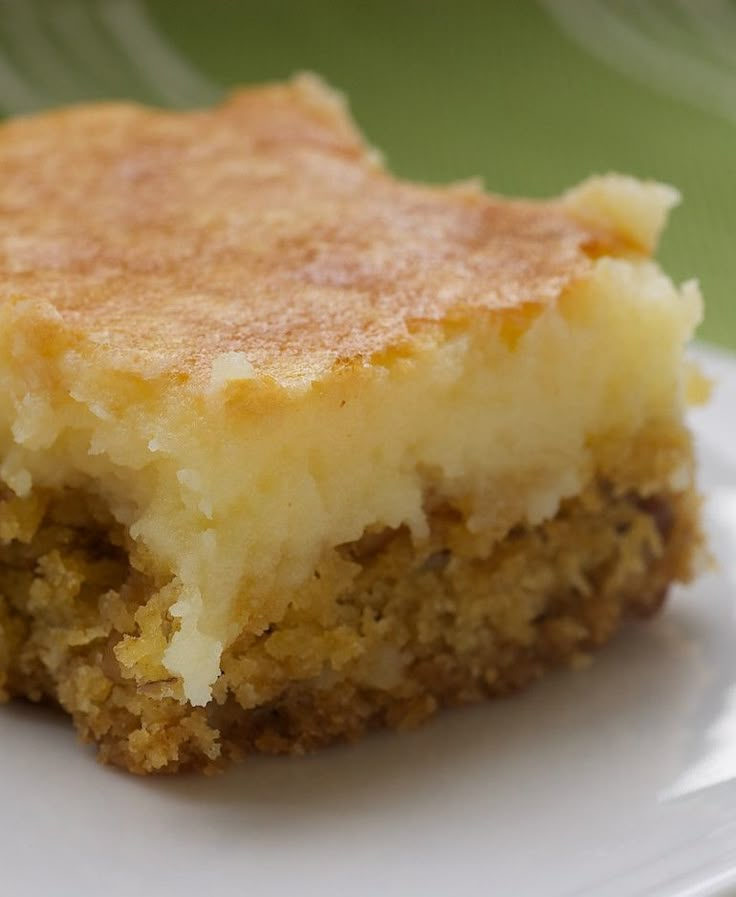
[0,0,733,347]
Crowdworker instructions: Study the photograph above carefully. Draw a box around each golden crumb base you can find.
[0,469,701,774]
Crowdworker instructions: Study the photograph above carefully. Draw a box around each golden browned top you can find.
[0,75,623,386]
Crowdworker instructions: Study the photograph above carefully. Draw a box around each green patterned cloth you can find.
[0,0,732,346]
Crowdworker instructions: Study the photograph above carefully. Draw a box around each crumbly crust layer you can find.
[0,473,700,774]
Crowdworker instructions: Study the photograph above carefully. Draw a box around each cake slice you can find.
[0,75,704,773]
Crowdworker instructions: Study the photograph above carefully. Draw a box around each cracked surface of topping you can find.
[0,75,621,385]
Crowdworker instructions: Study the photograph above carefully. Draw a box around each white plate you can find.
[3,344,736,897]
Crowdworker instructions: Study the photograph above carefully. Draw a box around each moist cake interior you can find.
[0,77,705,773]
